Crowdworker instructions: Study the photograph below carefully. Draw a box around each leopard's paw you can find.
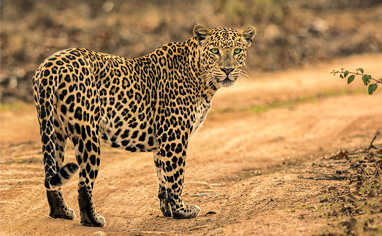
[172,203,200,219]
[50,207,76,220]
[81,213,106,227]
[160,198,172,217]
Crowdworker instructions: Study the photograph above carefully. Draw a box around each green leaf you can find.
[357,68,364,74]
[368,84,378,95]
[347,75,355,84]
[380,77,382,83]
[362,74,371,85]
[343,70,349,78]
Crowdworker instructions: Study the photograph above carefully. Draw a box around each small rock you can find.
[303,134,314,139]
[367,191,376,198]
[93,231,107,236]
[208,228,223,235]
[210,183,226,187]
[189,181,210,186]
[310,18,328,33]
[273,136,285,141]
[205,211,217,216]
[192,193,219,197]
[328,186,337,191]
[102,1,114,12]
[264,24,280,40]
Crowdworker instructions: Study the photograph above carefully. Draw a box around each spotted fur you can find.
[33,25,256,227]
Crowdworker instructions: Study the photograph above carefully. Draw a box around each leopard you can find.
[32,24,256,227]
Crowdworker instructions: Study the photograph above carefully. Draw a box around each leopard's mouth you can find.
[211,71,237,87]
[217,77,235,87]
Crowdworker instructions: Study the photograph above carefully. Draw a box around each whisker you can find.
[240,70,248,77]
[200,72,214,86]
[239,70,249,80]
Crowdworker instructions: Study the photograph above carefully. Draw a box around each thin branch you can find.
[331,70,381,84]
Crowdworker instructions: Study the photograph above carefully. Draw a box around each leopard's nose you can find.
[220,68,234,75]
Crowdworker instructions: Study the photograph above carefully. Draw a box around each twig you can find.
[366,130,381,151]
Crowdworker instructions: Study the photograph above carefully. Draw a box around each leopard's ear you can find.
[193,25,210,46]
[240,26,256,47]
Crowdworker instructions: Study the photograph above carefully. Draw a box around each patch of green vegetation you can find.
[211,88,362,115]
[0,104,12,112]
[13,156,40,164]
[248,89,360,114]
[239,174,256,181]
[360,176,382,192]
[0,103,32,112]
[248,97,310,113]
[15,157,24,164]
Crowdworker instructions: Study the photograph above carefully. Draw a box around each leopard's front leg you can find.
[154,144,200,219]
[154,156,171,217]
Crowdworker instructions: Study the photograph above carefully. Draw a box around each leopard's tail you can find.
[33,62,79,190]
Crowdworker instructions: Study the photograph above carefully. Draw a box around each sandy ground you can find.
[1,54,382,236]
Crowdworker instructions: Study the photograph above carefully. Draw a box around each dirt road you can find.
[1,54,382,235]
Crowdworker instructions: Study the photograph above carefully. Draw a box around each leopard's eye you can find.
[210,48,219,54]
[234,48,242,54]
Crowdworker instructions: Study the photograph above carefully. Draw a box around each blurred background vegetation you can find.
[1,0,381,102]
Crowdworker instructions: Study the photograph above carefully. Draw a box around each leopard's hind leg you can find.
[72,122,105,227]
[56,79,106,227]
[33,65,78,221]
[46,114,76,220]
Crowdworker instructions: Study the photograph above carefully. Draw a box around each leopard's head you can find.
[193,25,256,88]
